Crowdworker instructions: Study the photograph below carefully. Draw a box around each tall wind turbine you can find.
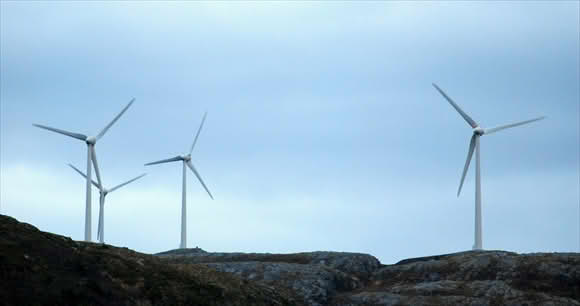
[68,164,146,244]
[33,98,135,242]
[433,84,545,250]
[145,112,213,249]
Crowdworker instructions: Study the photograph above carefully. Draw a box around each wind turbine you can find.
[145,112,213,249]
[432,83,545,250]
[68,164,146,244]
[33,98,135,242]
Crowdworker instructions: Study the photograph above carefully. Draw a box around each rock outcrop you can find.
[158,249,380,305]
[158,249,580,305]
[337,251,580,305]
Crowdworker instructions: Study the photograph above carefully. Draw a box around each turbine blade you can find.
[458,135,477,197]
[33,124,87,141]
[484,116,546,135]
[432,83,478,128]
[96,98,135,141]
[144,156,183,166]
[90,146,103,189]
[186,160,213,200]
[68,164,99,188]
[189,112,208,154]
[109,173,147,193]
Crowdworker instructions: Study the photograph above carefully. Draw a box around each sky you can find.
[1,1,578,264]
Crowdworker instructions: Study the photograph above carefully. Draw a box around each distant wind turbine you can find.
[33,98,135,242]
[145,112,213,249]
[433,84,545,250]
[68,164,146,244]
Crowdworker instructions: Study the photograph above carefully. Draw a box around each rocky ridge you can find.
[157,249,580,305]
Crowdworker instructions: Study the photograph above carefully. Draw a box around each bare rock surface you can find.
[157,249,580,305]
[157,249,380,305]
[333,250,580,305]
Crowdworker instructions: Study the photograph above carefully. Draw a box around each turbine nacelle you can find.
[86,136,97,145]
[473,127,485,136]
[182,154,191,162]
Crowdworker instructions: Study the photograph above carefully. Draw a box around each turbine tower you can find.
[33,99,134,241]
[145,112,213,249]
[433,84,544,250]
[68,164,146,243]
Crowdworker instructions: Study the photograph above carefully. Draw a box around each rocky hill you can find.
[0,215,298,306]
[2,214,579,305]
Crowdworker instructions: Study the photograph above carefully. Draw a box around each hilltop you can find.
[0,214,298,306]
[1,214,579,305]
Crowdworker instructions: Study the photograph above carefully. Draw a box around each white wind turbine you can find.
[68,164,146,244]
[145,112,213,249]
[433,84,545,250]
[33,98,134,242]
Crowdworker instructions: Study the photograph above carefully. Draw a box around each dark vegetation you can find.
[0,214,298,306]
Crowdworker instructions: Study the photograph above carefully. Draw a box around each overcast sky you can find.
[1,1,578,263]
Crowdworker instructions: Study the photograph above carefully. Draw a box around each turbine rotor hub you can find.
[182,154,191,161]
[473,127,484,136]
[86,136,97,145]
